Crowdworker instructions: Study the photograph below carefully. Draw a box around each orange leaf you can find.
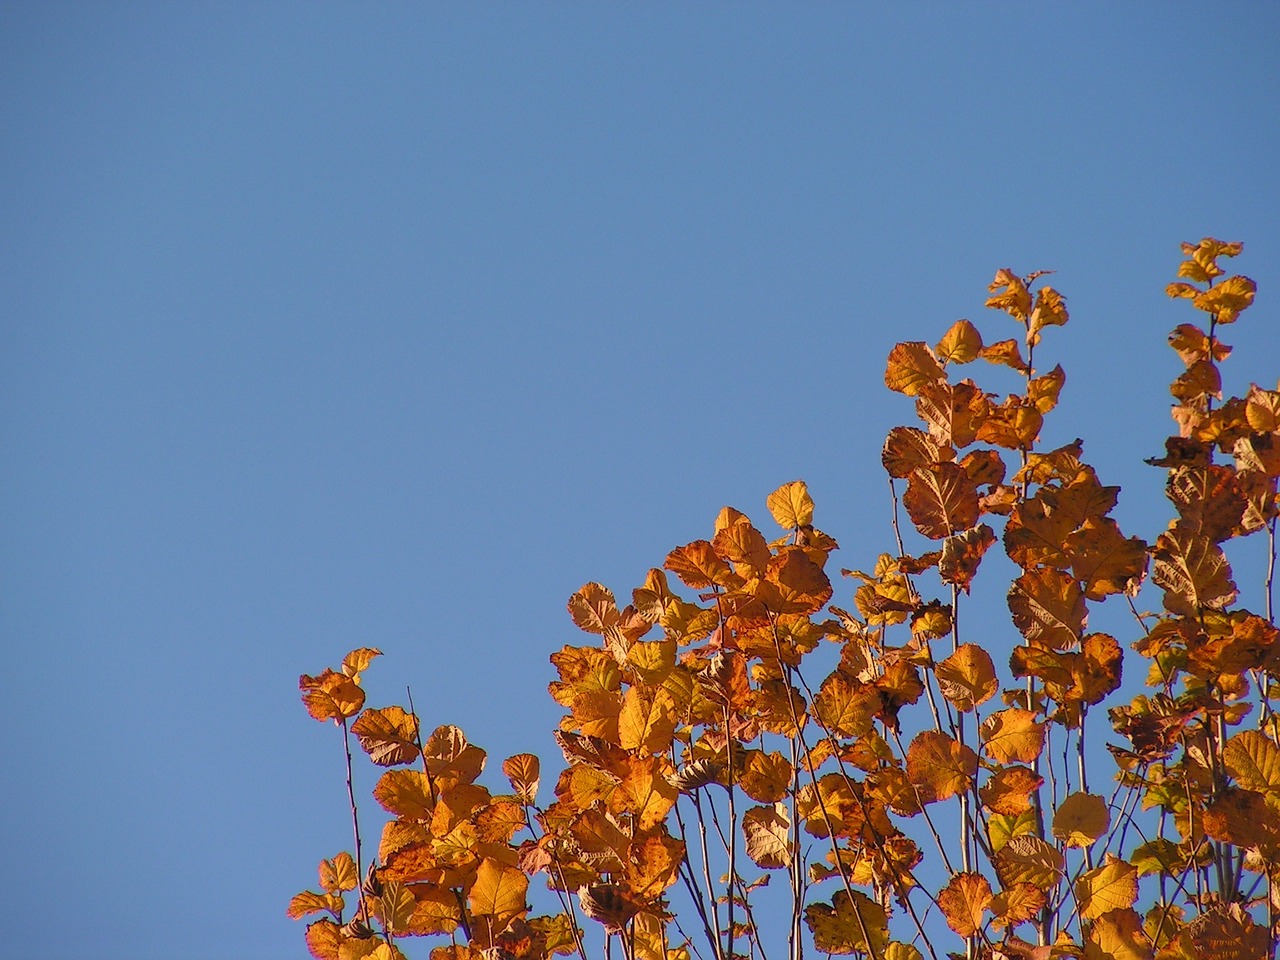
[373,769,436,820]
[936,319,983,365]
[423,725,487,788]
[352,706,421,766]
[979,338,1030,373]
[976,397,1042,450]
[1052,791,1110,847]
[1007,567,1086,649]
[468,857,528,919]
[1075,854,1137,920]
[1193,274,1256,323]
[288,890,343,920]
[567,582,620,635]
[905,730,978,800]
[305,919,343,960]
[804,890,890,956]
[502,754,540,805]
[739,750,794,803]
[885,341,946,396]
[979,765,1043,816]
[1028,364,1066,414]
[993,835,1063,890]
[935,642,998,712]
[766,480,815,529]
[881,426,955,479]
[742,802,792,869]
[617,685,676,755]
[1151,527,1238,617]
[937,871,992,937]
[1064,517,1147,600]
[915,379,989,447]
[981,709,1045,764]
[902,462,980,539]
[711,519,771,575]
[939,524,997,589]
[664,540,741,590]
[1028,286,1068,344]
[341,647,382,678]
[987,268,1032,321]
[300,669,366,722]
[320,852,359,894]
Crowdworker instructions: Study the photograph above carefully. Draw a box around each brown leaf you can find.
[882,425,955,478]
[1007,567,1086,649]
[939,524,997,589]
[903,462,980,539]
[981,709,1045,764]
[938,871,992,937]
[935,642,998,712]
[885,341,946,396]
[915,379,989,448]
[1063,517,1147,600]
[905,730,978,800]
[742,802,792,869]
[1151,526,1238,617]
[352,706,421,767]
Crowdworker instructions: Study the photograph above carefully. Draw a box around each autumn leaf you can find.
[423,725,486,788]
[617,685,676,755]
[813,672,881,739]
[935,642,998,712]
[664,540,741,590]
[979,765,1043,816]
[341,647,382,678]
[1052,792,1110,847]
[915,379,990,447]
[742,802,792,869]
[994,836,1064,890]
[502,753,540,805]
[1007,567,1086,649]
[1194,274,1256,323]
[373,770,436,820]
[739,750,793,803]
[288,890,343,920]
[1075,854,1137,920]
[1028,286,1068,343]
[981,709,1045,764]
[939,524,997,590]
[938,871,992,937]
[468,857,528,919]
[882,426,955,478]
[320,852,359,894]
[987,268,1032,321]
[903,462,980,539]
[567,582,621,635]
[1223,730,1280,796]
[906,730,978,800]
[1064,517,1147,600]
[711,518,771,575]
[305,919,343,960]
[976,397,1043,450]
[352,706,421,766]
[300,669,367,722]
[979,338,1031,374]
[885,341,946,396]
[766,479,815,529]
[936,319,983,365]
[1151,527,1238,617]
[1086,908,1153,960]
[804,889,890,956]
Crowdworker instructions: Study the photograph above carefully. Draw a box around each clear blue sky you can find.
[2,5,1278,958]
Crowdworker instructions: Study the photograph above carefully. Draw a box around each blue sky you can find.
[2,5,1278,958]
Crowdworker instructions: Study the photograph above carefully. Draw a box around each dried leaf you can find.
[885,342,946,396]
[742,802,792,869]
[935,642,998,712]
[1052,791,1110,847]
[938,871,992,937]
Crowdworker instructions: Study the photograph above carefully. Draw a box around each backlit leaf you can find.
[1075,855,1137,921]
[1028,286,1068,344]
[352,706,421,767]
[979,765,1043,816]
[915,379,989,447]
[502,754,540,805]
[468,857,528,919]
[739,750,793,803]
[939,524,997,590]
[289,890,343,920]
[936,319,983,365]
[1007,567,1086,649]
[301,670,367,722]
[320,852,359,894]
[981,709,1045,764]
[618,685,676,755]
[341,647,382,678]
[1223,730,1280,796]
[885,341,946,396]
[373,770,436,820]
[664,540,741,590]
[766,480,815,529]
[1086,908,1153,960]
[1194,274,1256,323]
[905,730,978,800]
[742,802,792,869]
[1064,517,1147,600]
[987,268,1032,321]
[711,519,771,575]
[881,426,954,478]
[937,871,991,937]
[305,919,343,960]
[979,338,1030,373]
[567,582,620,635]
[903,462,980,539]
[423,725,486,788]
[935,642,998,711]
[804,889,890,956]
[1151,527,1238,617]
[1052,791,1110,847]
[994,835,1063,890]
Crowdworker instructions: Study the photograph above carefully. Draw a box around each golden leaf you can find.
[663,540,741,590]
[624,832,684,899]
[1028,364,1066,414]
[812,672,881,739]
[987,268,1032,321]
[881,425,955,478]
[937,871,992,937]
[905,730,978,800]
[378,881,418,936]
[989,882,1046,931]
[935,642,998,711]
[766,479,815,529]
[502,754,540,805]
[373,770,436,820]
[976,396,1043,451]
[742,802,792,869]
[739,750,793,803]
[423,725,487,788]
[979,765,1043,816]
[1028,286,1068,344]
[1245,383,1280,433]
[289,890,343,920]
[885,341,946,396]
[352,706,421,767]
[320,852,359,894]
[980,338,1030,373]
[804,889,890,956]
[468,857,528,919]
[618,686,676,756]
[936,319,983,365]
[994,835,1064,890]
[1172,903,1269,960]
[1052,792,1110,847]
[1075,855,1137,921]
[567,582,620,635]
[1086,907,1153,960]
[981,708,1045,764]
[300,669,367,723]
[577,883,642,932]
[305,919,344,960]
[939,524,997,590]
[341,647,382,678]
[711,519,771,575]
[1064,517,1147,600]
[916,379,990,447]
[1223,730,1280,796]
[902,462,980,539]
[1193,274,1256,323]
[1007,567,1086,649]
[1151,527,1238,617]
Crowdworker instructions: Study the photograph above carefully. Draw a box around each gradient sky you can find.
[3,5,1278,959]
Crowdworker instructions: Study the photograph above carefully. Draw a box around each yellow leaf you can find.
[664,540,741,590]
[1193,274,1256,323]
[767,480,815,529]
[742,802,792,869]
[352,706,421,767]
[987,268,1033,320]
[1053,791,1110,847]
[935,642,998,712]
[1223,730,1280,796]
[288,890,343,920]
[739,750,793,803]
[979,338,1031,373]
[979,765,1043,816]
[994,835,1063,890]
[373,769,436,820]
[937,871,992,936]
[319,852,358,894]
[618,685,676,755]
[1085,907,1152,960]
[804,889,889,956]
[981,708,1045,764]
[468,857,528,919]
[905,730,978,800]
[885,341,946,396]
[1028,285,1068,344]
[300,669,367,722]
[379,881,417,935]
[341,647,382,678]
[502,754,540,805]
[936,319,983,365]
[1075,854,1137,921]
